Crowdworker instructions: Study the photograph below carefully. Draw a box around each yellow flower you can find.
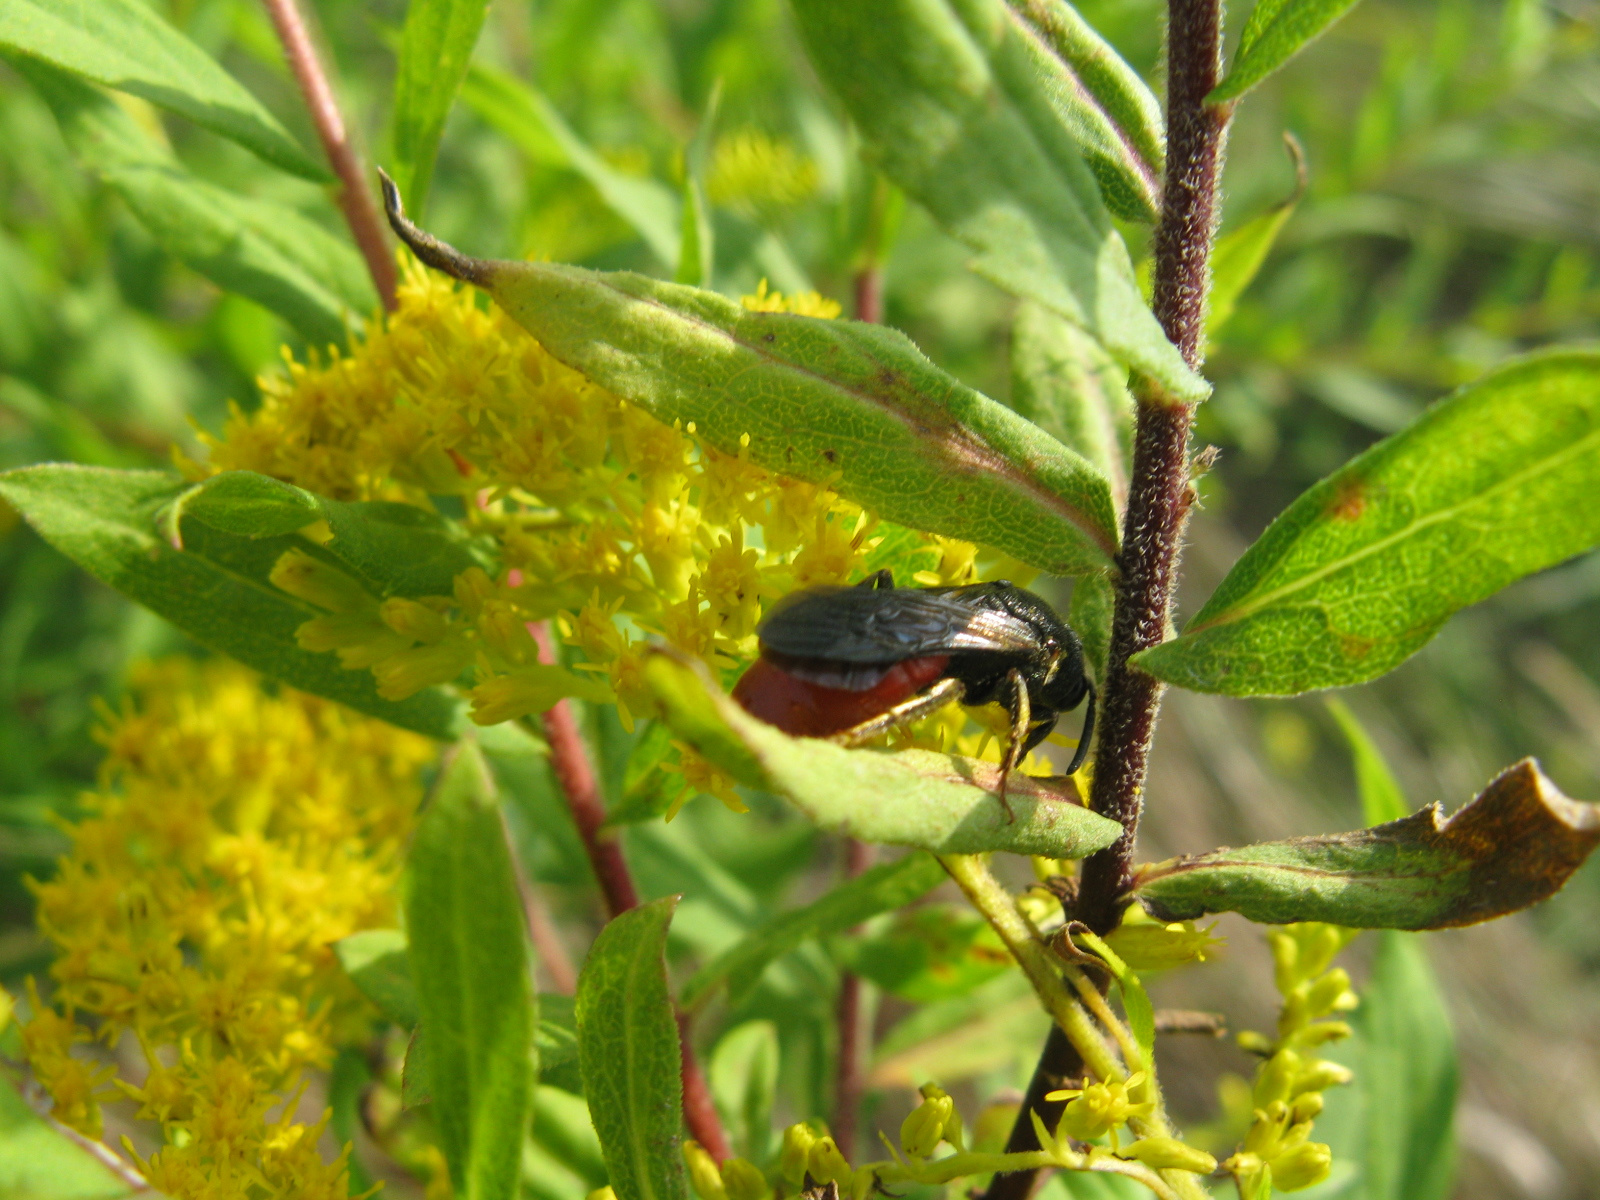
[1045,1072,1156,1142]
[708,130,821,221]
[24,659,433,1199]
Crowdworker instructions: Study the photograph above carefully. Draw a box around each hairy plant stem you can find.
[261,0,397,310]
[984,0,1230,1193]
[524,625,731,1161]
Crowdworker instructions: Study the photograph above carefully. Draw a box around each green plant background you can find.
[1,0,1598,1197]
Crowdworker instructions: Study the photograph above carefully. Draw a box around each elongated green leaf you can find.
[179,471,495,597]
[337,929,420,1028]
[0,0,325,179]
[381,183,1119,576]
[404,741,536,1200]
[709,1022,778,1164]
[790,0,1205,403]
[1136,759,1600,928]
[1003,0,1165,221]
[1069,571,1115,684]
[644,648,1122,858]
[1010,299,1132,508]
[1210,0,1365,103]
[392,0,492,212]
[575,897,689,1200]
[1353,932,1459,1200]
[0,465,464,738]
[328,1050,378,1196]
[1206,146,1303,336]
[460,65,680,267]
[1137,351,1600,695]
[1326,698,1408,824]
[682,853,947,1007]
[0,1073,150,1199]
[16,57,370,345]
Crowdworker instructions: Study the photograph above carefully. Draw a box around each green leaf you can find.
[1137,350,1600,695]
[789,0,1205,404]
[0,0,327,179]
[1135,758,1600,929]
[1206,143,1304,337]
[682,853,948,1007]
[535,993,579,1072]
[1352,932,1459,1200]
[1069,571,1115,685]
[0,1073,150,1199]
[1002,0,1165,221]
[180,471,495,598]
[459,65,680,268]
[328,1049,378,1196]
[1010,300,1132,508]
[392,0,492,213]
[644,649,1124,859]
[403,1025,433,1109]
[337,929,420,1028]
[840,905,1013,1002]
[575,896,690,1200]
[403,741,536,1200]
[1070,928,1155,1068]
[380,187,1120,577]
[1210,0,1366,103]
[1325,698,1409,824]
[15,57,371,345]
[708,1022,778,1164]
[0,465,465,738]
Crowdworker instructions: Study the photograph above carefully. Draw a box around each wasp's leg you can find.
[830,677,964,747]
[994,668,1032,824]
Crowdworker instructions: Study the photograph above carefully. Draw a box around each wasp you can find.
[731,572,1095,819]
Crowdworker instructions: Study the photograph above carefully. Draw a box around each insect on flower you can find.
[731,572,1095,819]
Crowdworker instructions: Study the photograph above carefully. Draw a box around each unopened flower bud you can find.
[720,1158,768,1200]
[1305,969,1353,1016]
[270,549,373,614]
[918,1083,964,1150]
[684,1141,726,1200]
[807,1135,851,1185]
[371,641,473,700]
[1254,1050,1299,1107]
[779,1124,816,1183]
[380,597,449,643]
[1269,1140,1332,1191]
[901,1095,952,1158]
[1237,1030,1275,1056]
[1291,1060,1353,1096]
[586,1189,617,1200]
[1290,1092,1324,1123]
[1290,1020,1352,1049]
[1121,1136,1218,1174]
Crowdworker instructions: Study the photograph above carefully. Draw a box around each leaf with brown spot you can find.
[380,183,1121,577]
[1138,350,1600,694]
[1134,759,1600,929]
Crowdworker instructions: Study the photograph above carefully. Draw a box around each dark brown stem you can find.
[261,0,397,311]
[983,0,1229,1194]
[831,838,876,1161]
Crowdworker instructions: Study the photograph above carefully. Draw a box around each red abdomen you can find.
[731,653,950,738]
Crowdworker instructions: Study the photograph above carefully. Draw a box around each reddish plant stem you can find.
[981,0,1229,1195]
[260,0,397,310]
[853,267,883,325]
[528,624,730,1160]
[831,838,876,1161]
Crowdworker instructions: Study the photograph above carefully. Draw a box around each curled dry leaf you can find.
[1134,759,1600,929]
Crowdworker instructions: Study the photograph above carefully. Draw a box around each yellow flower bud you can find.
[270,548,374,614]
[901,1095,952,1158]
[1289,1020,1352,1049]
[1054,1075,1155,1142]
[1253,1050,1299,1107]
[1237,1030,1275,1056]
[808,1135,852,1185]
[587,1188,618,1200]
[380,597,450,643]
[1268,1140,1332,1191]
[1304,969,1354,1017]
[370,641,474,700]
[720,1157,769,1200]
[684,1140,727,1200]
[1291,1060,1353,1096]
[1290,1092,1324,1123]
[1121,1136,1219,1174]
[779,1124,817,1184]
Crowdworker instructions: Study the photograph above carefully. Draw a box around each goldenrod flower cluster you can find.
[1226,923,1360,1193]
[22,660,433,1200]
[190,257,1037,813]
[708,130,820,220]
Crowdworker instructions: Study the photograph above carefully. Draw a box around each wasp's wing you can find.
[757,586,1038,662]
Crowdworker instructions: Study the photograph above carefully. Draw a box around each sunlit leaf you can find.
[1210,0,1367,103]
[1138,351,1600,695]
[644,648,1122,858]
[381,181,1121,577]
[0,0,326,179]
[789,0,1206,403]
[1325,698,1409,824]
[0,1073,151,1199]
[1135,759,1600,928]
